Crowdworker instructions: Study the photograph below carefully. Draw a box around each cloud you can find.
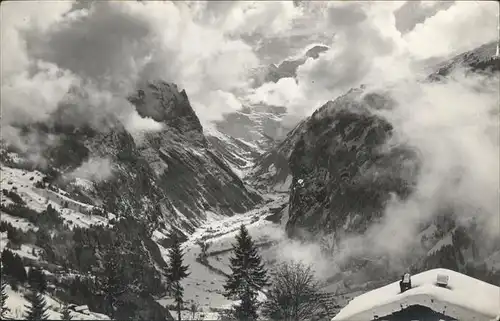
[0,125,60,168]
[247,1,498,122]
[3,0,497,134]
[247,2,406,115]
[1,0,275,134]
[185,1,302,38]
[1,61,79,125]
[314,68,500,272]
[69,157,114,182]
[403,1,498,59]
[394,1,455,34]
[247,77,302,108]
[24,2,154,93]
[376,69,500,241]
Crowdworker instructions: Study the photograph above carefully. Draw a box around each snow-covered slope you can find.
[1,165,111,230]
[3,284,109,320]
[156,193,289,316]
[209,45,331,172]
[332,268,500,321]
[4,80,262,237]
[204,126,261,179]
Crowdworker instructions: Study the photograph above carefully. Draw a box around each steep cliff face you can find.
[254,42,500,286]
[285,89,419,237]
[256,42,499,239]
[14,80,262,235]
[128,81,262,227]
[248,120,307,192]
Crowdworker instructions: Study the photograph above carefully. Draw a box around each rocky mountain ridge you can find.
[208,44,331,173]
[3,80,262,237]
[248,42,500,288]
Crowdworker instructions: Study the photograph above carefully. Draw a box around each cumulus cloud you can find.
[3,0,497,131]
[394,1,455,34]
[403,1,498,59]
[248,1,498,120]
[376,69,500,241]
[185,1,302,38]
[1,0,263,135]
[247,1,406,116]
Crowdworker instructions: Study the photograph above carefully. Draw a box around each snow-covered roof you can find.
[332,268,500,321]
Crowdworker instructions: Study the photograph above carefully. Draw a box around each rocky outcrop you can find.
[285,89,419,237]
[253,41,500,288]
[129,81,262,226]
[256,42,500,239]
[247,120,307,192]
[429,41,500,80]
[17,80,262,235]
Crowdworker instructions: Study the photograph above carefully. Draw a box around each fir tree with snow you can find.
[1,267,10,320]
[165,235,190,321]
[223,224,269,321]
[24,290,49,321]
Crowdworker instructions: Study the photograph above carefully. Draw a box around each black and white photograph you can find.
[0,1,499,320]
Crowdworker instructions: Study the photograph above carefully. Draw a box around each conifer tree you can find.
[98,236,127,319]
[24,291,49,320]
[60,303,72,320]
[223,224,269,321]
[27,267,47,294]
[1,249,27,284]
[1,266,10,320]
[165,235,189,321]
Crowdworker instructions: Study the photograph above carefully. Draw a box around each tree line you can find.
[166,224,327,321]
[1,223,327,321]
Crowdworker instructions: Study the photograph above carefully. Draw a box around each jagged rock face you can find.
[27,117,173,229]
[128,81,262,225]
[285,90,419,237]
[207,133,261,169]
[129,81,205,143]
[252,42,500,288]
[248,120,307,192]
[429,42,500,80]
[17,80,262,234]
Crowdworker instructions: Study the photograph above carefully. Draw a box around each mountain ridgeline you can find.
[9,80,262,236]
[249,42,500,285]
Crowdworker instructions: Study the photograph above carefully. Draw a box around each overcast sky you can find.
[1,0,498,126]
